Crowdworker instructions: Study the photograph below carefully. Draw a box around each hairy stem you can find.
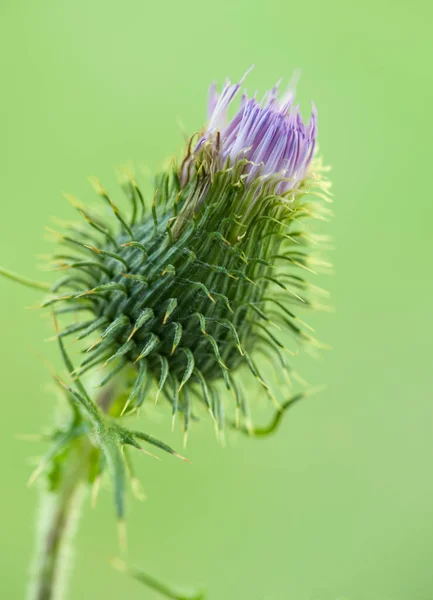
[27,381,118,600]
[27,438,93,600]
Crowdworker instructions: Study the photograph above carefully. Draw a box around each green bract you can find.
[46,144,331,436]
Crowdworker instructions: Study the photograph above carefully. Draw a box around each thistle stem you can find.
[28,438,93,600]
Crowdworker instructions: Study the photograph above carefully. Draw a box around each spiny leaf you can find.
[255,322,288,351]
[130,430,189,462]
[77,282,127,297]
[78,342,112,367]
[133,181,146,216]
[192,313,227,370]
[57,320,95,339]
[171,322,183,354]
[54,319,96,410]
[102,315,130,340]
[76,316,109,340]
[115,427,160,460]
[193,312,207,334]
[184,279,215,302]
[121,273,149,285]
[247,303,269,321]
[193,369,215,421]
[54,305,93,316]
[262,296,311,324]
[121,178,138,226]
[228,268,256,284]
[60,260,113,277]
[78,208,117,247]
[90,178,134,239]
[257,274,288,292]
[54,377,102,427]
[170,375,179,429]
[156,355,169,403]
[163,298,178,324]
[247,304,282,331]
[121,360,148,416]
[99,437,127,521]
[105,340,134,366]
[121,241,148,259]
[256,336,292,378]
[41,293,74,308]
[98,358,128,387]
[268,309,312,339]
[151,188,159,235]
[162,264,176,277]
[215,319,244,355]
[135,333,160,362]
[135,375,153,410]
[212,291,233,312]
[127,308,154,341]
[85,245,130,269]
[182,386,191,441]
[243,352,278,408]
[214,389,225,434]
[178,348,195,392]
[229,375,252,432]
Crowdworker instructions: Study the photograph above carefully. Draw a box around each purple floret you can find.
[193,70,317,195]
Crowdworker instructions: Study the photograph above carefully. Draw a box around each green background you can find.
[1,0,432,598]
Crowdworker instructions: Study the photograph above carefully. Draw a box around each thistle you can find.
[1,69,331,600]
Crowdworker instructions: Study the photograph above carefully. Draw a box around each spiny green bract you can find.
[45,148,331,437]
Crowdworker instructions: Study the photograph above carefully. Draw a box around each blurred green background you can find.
[1,0,433,598]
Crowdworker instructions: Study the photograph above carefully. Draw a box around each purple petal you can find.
[201,69,317,193]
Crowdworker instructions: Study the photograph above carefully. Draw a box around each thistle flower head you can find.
[40,71,330,439]
[2,69,332,525]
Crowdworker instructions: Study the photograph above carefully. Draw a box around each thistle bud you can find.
[46,71,331,437]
